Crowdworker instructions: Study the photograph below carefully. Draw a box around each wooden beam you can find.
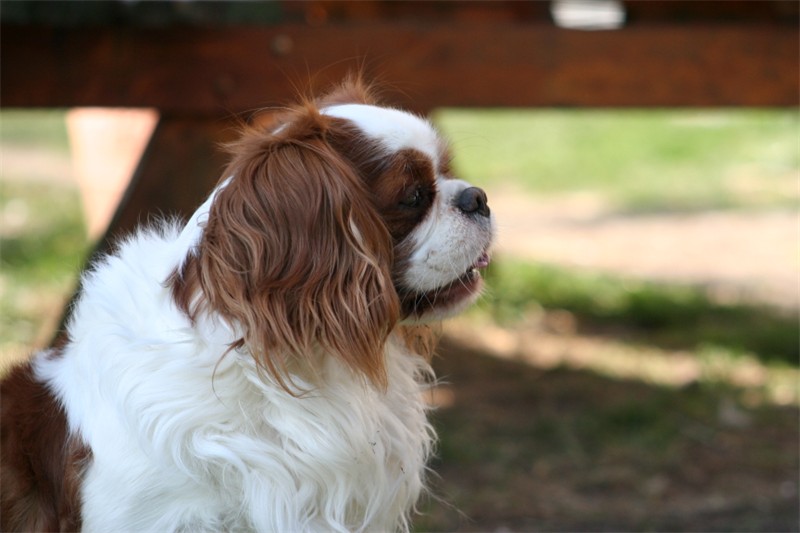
[97,115,236,254]
[2,23,797,112]
[53,115,234,344]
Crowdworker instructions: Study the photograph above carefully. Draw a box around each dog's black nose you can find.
[456,187,490,217]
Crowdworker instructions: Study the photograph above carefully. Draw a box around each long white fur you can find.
[322,104,441,164]
[35,215,436,532]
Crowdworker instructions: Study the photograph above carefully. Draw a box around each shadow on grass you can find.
[0,182,89,283]
[478,259,799,367]
[417,337,800,532]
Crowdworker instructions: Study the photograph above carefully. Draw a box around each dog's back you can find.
[1,355,86,532]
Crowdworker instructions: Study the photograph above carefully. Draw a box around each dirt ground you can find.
[489,187,799,310]
[419,339,799,532]
[414,187,799,532]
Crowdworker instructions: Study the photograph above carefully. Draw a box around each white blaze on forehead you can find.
[322,104,440,163]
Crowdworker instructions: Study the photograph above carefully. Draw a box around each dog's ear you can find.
[171,108,399,392]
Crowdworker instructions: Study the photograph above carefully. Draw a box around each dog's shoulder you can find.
[1,353,88,532]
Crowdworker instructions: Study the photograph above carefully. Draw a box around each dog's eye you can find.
[400,187,423,208]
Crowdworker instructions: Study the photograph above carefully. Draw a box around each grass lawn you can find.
[1,111,90,365]
[0,181,87,359]
[0,109,72,153]
[435,108,798,212]
[479,258,799,367]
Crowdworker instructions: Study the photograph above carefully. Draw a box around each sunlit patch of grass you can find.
[446,256,799,407]
[476,257,799,366]
[0,109,71,153]
[434,109,799,212]
[0,110,86,368]
[0,180,89,366]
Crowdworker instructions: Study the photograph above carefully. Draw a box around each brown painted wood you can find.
[3,1,794,28]
[53,115,236,343]
[284,0,798,25]
[623,0,798,24]
[2,23,797,112]
[97,115,237,254]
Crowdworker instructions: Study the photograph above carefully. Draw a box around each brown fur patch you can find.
[1,355,90,531]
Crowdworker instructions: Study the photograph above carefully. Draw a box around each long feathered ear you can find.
[171,107,399,392]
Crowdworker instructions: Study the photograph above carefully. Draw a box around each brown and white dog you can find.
[1,78,493,532]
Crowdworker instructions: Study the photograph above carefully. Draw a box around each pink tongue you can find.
[474,252,491,269]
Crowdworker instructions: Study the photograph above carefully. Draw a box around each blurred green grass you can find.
[0,111,88,362]
[0,180,88,360]
[0,110,71,153]
[435,109,798,211]
[477,258,799,366]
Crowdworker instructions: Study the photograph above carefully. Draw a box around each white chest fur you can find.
[35,227,435,533]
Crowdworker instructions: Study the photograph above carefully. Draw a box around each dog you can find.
[1,77,493,532]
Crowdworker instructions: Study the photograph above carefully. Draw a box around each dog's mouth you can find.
[400,251,491,318]
[450,251,491,288]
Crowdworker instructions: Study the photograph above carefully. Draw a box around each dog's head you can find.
[171,78,493,389]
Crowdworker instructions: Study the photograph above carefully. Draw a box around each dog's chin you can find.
[399,252,490,323]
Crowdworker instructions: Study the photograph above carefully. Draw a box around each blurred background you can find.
[1,1,798,531]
